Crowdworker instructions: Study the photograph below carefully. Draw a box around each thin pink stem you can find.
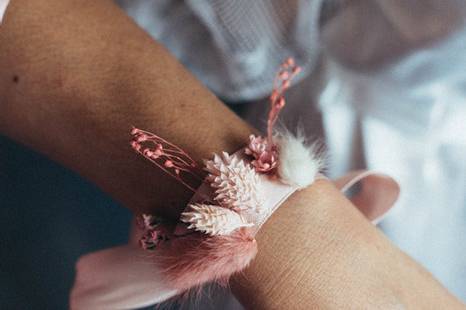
[130,127,205,192]
[136,149,198,193]
[266,58,301,148]
[137,129,199,164]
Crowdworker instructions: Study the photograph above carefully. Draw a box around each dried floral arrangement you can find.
[71,59,324,309]
[125,58,323,293]
[130,58,320,236]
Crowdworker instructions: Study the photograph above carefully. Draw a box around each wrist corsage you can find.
[70,58,398,310]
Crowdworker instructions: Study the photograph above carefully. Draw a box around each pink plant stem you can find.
[133,147,198,193]
[130,127,205,192]
[137,129,199,163]
[266,58,301,149]
[137,130,204,177]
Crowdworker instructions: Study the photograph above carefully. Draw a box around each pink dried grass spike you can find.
[246,58,301,173]
[267,57,301,145]
[130,127,203,192]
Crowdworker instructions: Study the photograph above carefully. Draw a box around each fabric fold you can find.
[70,245,178,310]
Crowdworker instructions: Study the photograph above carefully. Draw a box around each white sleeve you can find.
[0,0,10,23]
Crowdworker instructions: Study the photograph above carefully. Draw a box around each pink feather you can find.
[154,227,257,291]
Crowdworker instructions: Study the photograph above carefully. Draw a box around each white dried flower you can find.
[204,152,264,212]
[275,131,324,189]
[180,203,253,236]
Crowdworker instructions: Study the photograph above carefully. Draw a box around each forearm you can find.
[0,0,252,218]
[233,180,463,309]
[0,1,463,309]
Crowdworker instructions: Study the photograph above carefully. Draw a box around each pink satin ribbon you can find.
[0,0,10,24]
[334,170,400,223]
[70,171,399,309]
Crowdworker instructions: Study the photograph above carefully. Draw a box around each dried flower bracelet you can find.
[128,58,324,299]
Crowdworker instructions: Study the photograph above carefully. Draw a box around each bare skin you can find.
[0,0,464,309]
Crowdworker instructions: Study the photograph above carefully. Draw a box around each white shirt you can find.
[320,1,466,300]
[116,0,324,101]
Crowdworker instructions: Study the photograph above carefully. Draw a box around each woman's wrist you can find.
[231,179,340,309]
[231,179,463,309]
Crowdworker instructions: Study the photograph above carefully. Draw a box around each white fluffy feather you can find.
[275,132,323,189]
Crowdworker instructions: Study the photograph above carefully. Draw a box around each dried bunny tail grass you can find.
[154,228,257,291]
[274,127,326,189]
[155,282,227,310]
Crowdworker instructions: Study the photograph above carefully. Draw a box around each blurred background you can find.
[0,136,132,309]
